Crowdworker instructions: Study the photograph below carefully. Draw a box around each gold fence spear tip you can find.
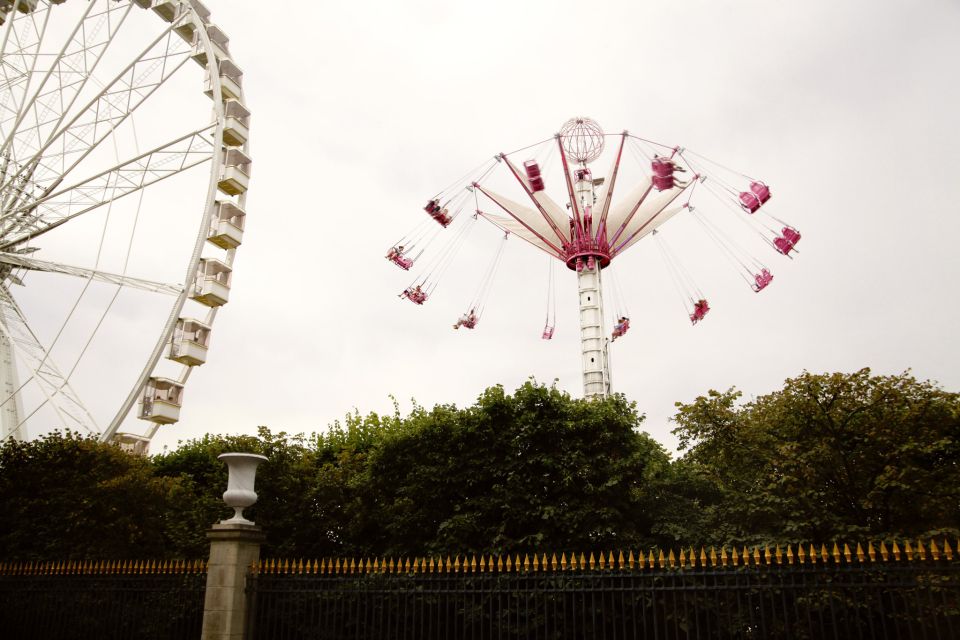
[645,550,653,570]
[515,554,522,572]
[591,552,598,570]
[831,543,840,564]
[762,546,770,565]
[752,547,761,566]
[550,553,558,571]
[731,547,739,566]
[842,543,851,563]
[497,555,504,572]
[429,557,436,573]
[879,541,889,562]
[720,547,728,567]
[930,539,940,561]
[479,555,487,573]
[580,553,588,571]
[405,557,412,573]
[904,540,914,562]
[688,548,697,568]
[541,553,548,571]
[443,556,451,573]
[532,554,540,572]
[917,539,927,561]
[708,548,716,568]
[943,539,954,561]
[787,546,795,565]
[560,553,567,571]
[454,556,461,573]
[657,549,665,569]
[505,556,513,572]
[819,545,828,564]
[617,550,625,570]
[680,549,687,568]
[892,541,901,561]
[568,554,576,571]
[775,545,783,565]
[471,556,478,573]
[699,547,707,568]
[868,542,876,562]
[855,543,865,563]
[668,549,676,569]
[628,550,635,570]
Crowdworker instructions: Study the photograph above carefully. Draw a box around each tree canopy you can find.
[671,368,960,546]
[0,370,956,561]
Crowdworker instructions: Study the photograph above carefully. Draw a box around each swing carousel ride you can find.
[386,117,801,398]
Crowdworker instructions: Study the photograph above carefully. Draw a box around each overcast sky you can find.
[11,0,960,454]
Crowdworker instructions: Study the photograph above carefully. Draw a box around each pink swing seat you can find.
[388,253,414,270]
[739,181,772,213]
[752,268,774,292]
[774,227,801,255]
[689,299,710,325]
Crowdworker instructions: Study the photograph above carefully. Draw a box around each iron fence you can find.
[0,561,207,640]
[248,552,960,639]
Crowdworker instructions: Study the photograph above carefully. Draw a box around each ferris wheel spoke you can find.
[1,1,134,171]
[0,2,52,126]
[0,125,214,246]
[1,12,193,197]
[0,253,184,295]
[0,285,98,438]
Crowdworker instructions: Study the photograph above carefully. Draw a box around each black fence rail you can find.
[248,564,960,640]
[0,561,207,640]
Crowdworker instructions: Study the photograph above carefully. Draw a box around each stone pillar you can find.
[200,522,265,640]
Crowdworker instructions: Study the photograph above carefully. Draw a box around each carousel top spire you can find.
[558,116,605,165]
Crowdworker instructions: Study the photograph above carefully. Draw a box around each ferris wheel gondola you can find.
[0,0,252,452]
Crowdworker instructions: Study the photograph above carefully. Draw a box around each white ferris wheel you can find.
[0,0,251,452]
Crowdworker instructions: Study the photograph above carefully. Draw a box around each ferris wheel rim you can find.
[0,0,247,446]
[104,0,231,443]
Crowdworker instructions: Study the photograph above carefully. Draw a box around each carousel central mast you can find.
[557,118,611,398]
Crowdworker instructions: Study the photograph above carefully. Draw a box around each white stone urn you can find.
[218,452,268,525]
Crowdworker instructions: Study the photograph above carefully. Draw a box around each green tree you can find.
[354,381,671,556]
[0,432,183,560]
[672,369,960,546]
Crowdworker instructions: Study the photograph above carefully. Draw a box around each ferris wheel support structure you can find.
[0,0,252,450]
